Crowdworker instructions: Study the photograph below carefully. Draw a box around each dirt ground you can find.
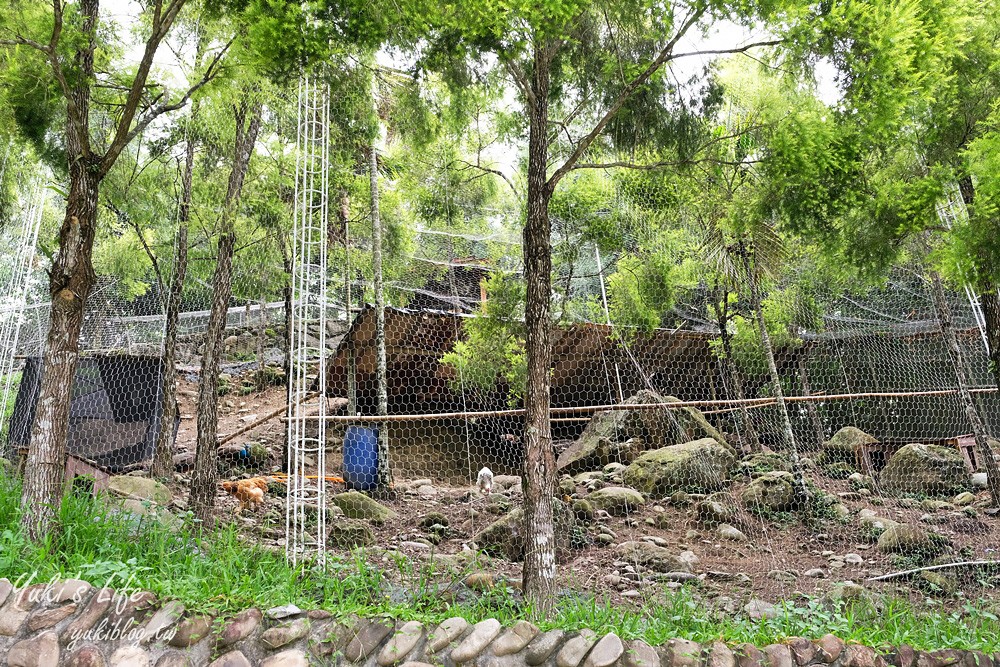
[168,374,1000,612]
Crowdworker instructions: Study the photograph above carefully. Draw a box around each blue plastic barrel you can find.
[343,426,379,491]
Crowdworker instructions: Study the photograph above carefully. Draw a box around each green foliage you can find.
[441,271,526,401]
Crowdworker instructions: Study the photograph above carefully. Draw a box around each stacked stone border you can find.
[0,578,996,667]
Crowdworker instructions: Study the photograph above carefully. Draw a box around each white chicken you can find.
[476,467,494,496]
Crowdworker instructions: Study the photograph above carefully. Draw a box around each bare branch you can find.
[669,40,783,61]
[545,6,709,190]
[103,37,231,175]
[501,57,536,112]
[100,0,190,175]
[451,158,520,197]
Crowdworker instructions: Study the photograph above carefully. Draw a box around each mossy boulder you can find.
[328,491,397,524]
[623,438,734,497]
[109,475,172,506]
[738,453,793,477]
[557,391,731,474]
[876,523,948,556]
[474,499,576,562]
[742,471,796,513]
[819,427,877,466]
[587,486,645,516]
[878,443,969,497]
[327,518,375,548]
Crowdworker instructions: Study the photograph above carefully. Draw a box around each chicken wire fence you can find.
[1,71,998,605]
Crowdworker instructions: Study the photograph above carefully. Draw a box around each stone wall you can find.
[0,578,996,667]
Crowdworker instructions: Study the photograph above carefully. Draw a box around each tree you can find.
[0,0,226,539]
[189,88,263,523]
[386,0,829,615]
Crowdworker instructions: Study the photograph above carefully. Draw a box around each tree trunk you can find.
[20,160,100,540]
[19,0,100,542]
[521,44,558,619]
[742,248,810,503]
[280,236,292,473]
[798,348,825,449]
[338,190,357,414]
[981,285,1000,391]
[190,99,263,523]
[370,143,392,490]
[713,291,762,453]
[151,133,195,480]
[929,271,1000,506]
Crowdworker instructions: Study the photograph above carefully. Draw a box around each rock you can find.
[737,644,767,667]
[0,578,12,607]
[0,605,30,636]
[428,617,469,653]
[972,473,988,489]
[815,634,845,663]
[740,453,794,476]
[820,427,877,465]
[345,619,395,663]
[573,499,595,521]
[167,615,214,648]
[585,633,625,667]
[47,579,93,604]
[9,631,61,667]
[718,524,748,541]
[464,572,495,591]
[450,618,502,663]
[108,476,172,505]
[667,639,703,667]
[261,618,310,649]
[215,608,262,648]
[765,645,795,667]
[879,443,969,497]
[26,604,77,632]
[155,652,190,667]
[63,588,115,644]
[877,524,947,555]
[624,438,735,497]
[920,570,958,593]
[419,512,449,528]
[260,650,309,667]
[953,492,976,506]
[65,646,107,667]
[742,471,796,512]
[109,646,150,667]
[708,641,737,667]
[264,604,300,619]
[492,620,539,657]
[140,600,185,645]
[744,599,778,620]
[526,630,567,666]
[624,640,660,667]
[697,493,738,526]
[378,620,424,666]
[120,499,182,531]
[844,553,864,565]
[556,630,598,667]
[804,568,826,578]
[822,582,873,608]
[616,541,693,572]
[474,500,576,561]
[588,486,646,515]
[558,391,731,474]
[842,645,880,667]
[327,491,397,523]
[859,509,897,535]
[787,638,815,666]
[208,651,252,667]
[328,518,375,548]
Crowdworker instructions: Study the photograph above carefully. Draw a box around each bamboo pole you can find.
[283,386,999,423]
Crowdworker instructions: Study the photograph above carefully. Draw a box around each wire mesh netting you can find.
[2,69,999,614]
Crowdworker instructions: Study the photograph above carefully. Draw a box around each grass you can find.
[1,473,998,651]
